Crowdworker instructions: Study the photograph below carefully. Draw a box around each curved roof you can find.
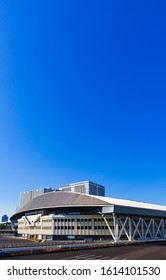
[11,191,166,220]
[11,191,110,220]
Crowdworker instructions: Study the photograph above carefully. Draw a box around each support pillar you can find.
[128,217,133,241]
[113,213,118,242]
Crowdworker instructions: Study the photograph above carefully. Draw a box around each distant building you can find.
[1,214,8,223]
[20,187,55,206]
[59,180,105,197]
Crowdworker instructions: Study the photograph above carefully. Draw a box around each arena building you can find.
[10,191,166,243]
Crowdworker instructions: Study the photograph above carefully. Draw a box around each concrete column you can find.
[152,219,155,238]
[128,217,132,241]
[141,218,145,240]
[161,219,165,238]
[113,213,118,242]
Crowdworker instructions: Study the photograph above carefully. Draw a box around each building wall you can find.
[17,212,166,242]
[18,214,113,239]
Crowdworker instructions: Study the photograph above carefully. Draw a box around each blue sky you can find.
[0,0,166,219]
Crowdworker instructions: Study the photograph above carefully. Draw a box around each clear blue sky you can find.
[0,0,166,219]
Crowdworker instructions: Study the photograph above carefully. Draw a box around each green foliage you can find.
[0,223,7,229]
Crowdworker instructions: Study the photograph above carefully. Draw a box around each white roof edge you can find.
[53,191,166,211]
[86,193,166,211]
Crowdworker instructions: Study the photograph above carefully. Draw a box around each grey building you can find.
[59,180,105,197]
[20,187,55,206]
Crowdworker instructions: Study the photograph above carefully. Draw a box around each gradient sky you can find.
[0,0,166,219]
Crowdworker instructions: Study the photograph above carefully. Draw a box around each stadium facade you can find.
[11,191,166,243]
